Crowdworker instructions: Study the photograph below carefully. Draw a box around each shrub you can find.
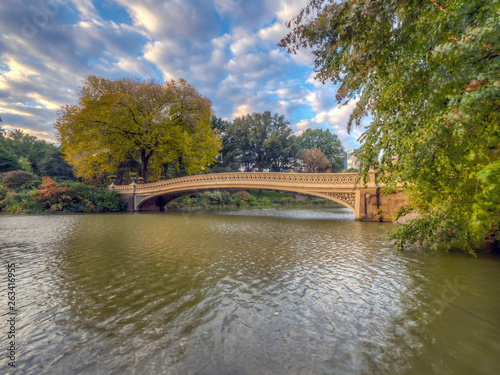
[204,191,223,204]
[18,178,43,192]
[0,185,7,201]
[2,170,38,189]
[281,197,295,205]
[248,195,258,206]
[261,197,271,205]
[234,191,251,201]
[32,177,71,211]
[2,191,44,213]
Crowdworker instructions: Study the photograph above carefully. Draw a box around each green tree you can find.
[6,129,57,175]
[55,76,221,183]
[17,156,33,173]
[38,148,74,179]
[280,0,500,252]
[0,139,19,172]
[296,128,345,172]
[210,116,241,172]
[225,111,295,171]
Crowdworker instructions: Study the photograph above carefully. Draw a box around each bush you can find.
[261,197,271,205]
[2,170,38,189]
[18,178,43,192]
[248,195,258,206]
[204,191,223,204]
[280,197,295,205]
[0,185,8,201]
[1,191,44,213]
[234,191,251,201]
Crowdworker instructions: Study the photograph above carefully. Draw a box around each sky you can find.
[0,0,363,150]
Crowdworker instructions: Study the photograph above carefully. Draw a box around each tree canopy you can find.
[299,148,331,172]
[214,111,296,172]
[55,76,221,183]
[295,128,345,172]
[280,0,500,252]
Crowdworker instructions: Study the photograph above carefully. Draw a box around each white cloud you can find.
[0,0,362,151]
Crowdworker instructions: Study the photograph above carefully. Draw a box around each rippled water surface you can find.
[1,207,499,374]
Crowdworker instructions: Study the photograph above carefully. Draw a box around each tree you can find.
[6,129,57,175]
[38,148,74,179]
[17,156,33,173]
[296,128,345,171]
[280,0,499,252]
[55,76,221,183]
[2,170,38,189]
[210,116,241,172]
[224,111,295,171]
[299,148,331,172]
[0,116,5,137]
[0,139,19,172]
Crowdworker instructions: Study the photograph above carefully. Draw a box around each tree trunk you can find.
[163,162,169,178]
[140,150,151,183]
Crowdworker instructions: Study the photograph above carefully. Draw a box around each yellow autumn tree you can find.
[55,75,221,183]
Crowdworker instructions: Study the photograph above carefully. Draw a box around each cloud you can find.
[0,0,362,151]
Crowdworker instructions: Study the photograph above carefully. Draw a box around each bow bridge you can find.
[111,171,406,221]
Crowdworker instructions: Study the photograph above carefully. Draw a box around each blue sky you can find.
[0,0,363,150]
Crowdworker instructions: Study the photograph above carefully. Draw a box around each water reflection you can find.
[0,209,499,374]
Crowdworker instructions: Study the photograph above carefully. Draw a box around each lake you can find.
[1,207,499,374]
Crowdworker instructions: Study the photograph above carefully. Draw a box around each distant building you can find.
[343,149,360,170]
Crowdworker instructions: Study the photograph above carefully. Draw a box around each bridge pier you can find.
[355,189,408,222]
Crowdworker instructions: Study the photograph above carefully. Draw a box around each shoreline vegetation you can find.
[0,173,339,214]
[165,189,341,211]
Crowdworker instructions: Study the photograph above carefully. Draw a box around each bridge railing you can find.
[111,172,376,194]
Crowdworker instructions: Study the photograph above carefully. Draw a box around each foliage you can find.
[217,111,297,172]
[247,195,258,206]
[299,148,331,172]
[343,168,359,173]
[234,191,251,201]
[210,116,244,172]
[261,197,271,205]
[55,75,220,183]
[38,148,74,179]
[295,128,345,171]
[0,184,8,201]
[18,156,33,173]
[1,191,44,213]
[0,178,126,213]
[0,137,19,172]
[5,129,60,175]
[204,191,224,204]
[33,177,71,212]
[18,178,43,192]
[2,170,38,189]
[280,0,500,252]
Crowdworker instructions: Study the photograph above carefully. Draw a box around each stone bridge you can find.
[110,171,407,221]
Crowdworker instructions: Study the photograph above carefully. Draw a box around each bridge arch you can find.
[135,187,357,214]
